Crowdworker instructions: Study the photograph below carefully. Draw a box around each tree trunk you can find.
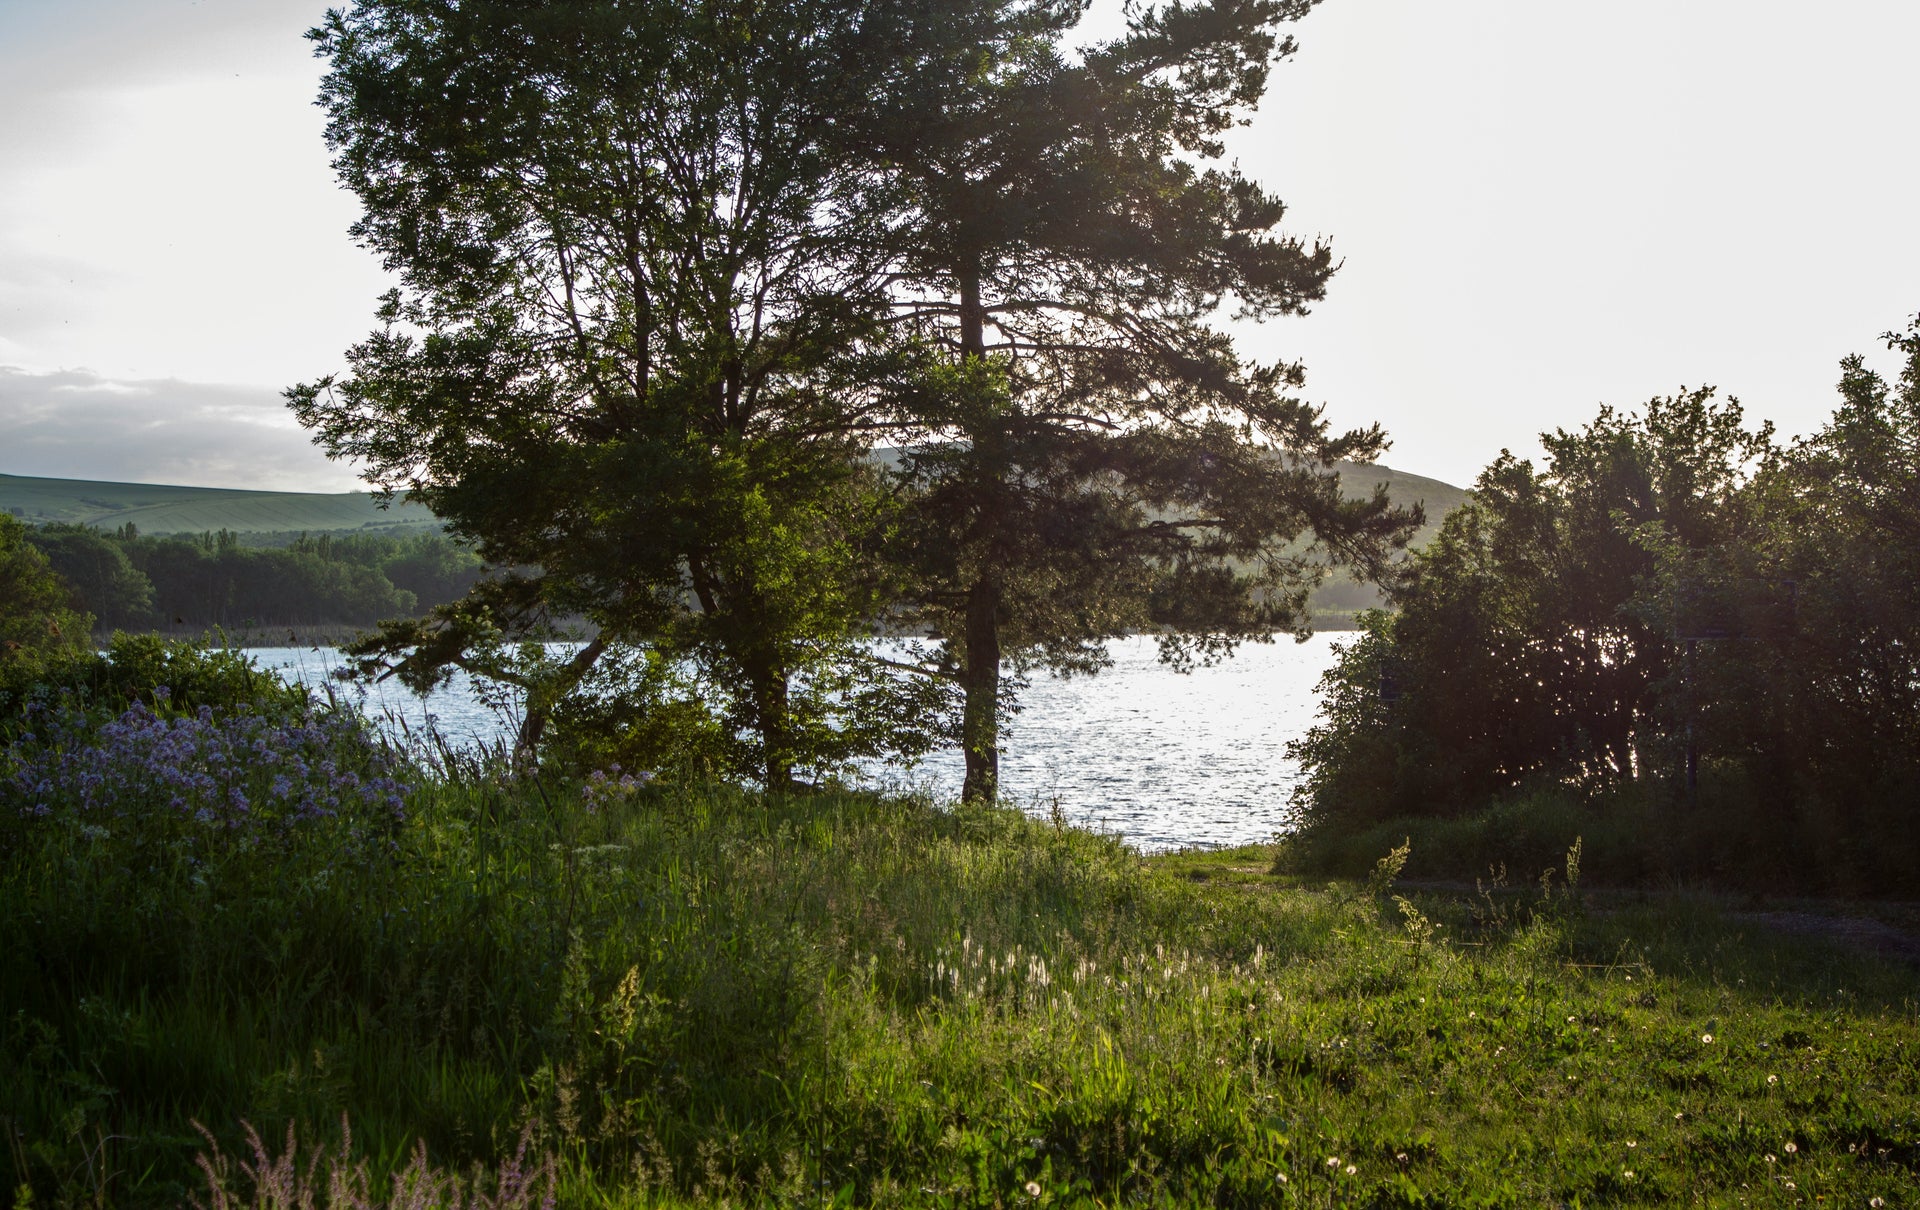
[687,553,795,789]
[513,634,608,766]
[958,255,986,360]
[960,576,1000,801]
[956,249,1001,802]
[747,657,796,792]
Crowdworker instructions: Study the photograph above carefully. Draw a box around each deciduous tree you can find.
[0,515,92,669]
[1289,387,1771,825]
[291,0,951,783]
[24,525,154,631]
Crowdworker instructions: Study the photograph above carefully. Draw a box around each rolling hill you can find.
[0,473,439,536]
[3,462,1466,539]
[1330,461,1467,544]
[0,462,1466,622]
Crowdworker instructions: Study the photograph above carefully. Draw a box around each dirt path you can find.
[1395,879,1920,966]
[1730,911,1920,967]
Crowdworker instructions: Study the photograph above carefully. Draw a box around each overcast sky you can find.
[2,0,1917,491]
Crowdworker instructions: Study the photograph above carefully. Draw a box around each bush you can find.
[1289,315,1920,896]
[1,695,410,975]
[4,697,407,860]
[0,514,92,670]
[0,633,311,730]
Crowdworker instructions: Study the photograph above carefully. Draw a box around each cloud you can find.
[0,1,326,100]
[0,1,393,387]
[0,366,364,492]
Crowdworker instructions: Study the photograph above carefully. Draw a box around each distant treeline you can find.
[22,523,485,632]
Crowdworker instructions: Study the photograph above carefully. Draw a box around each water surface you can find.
[247,633,1345,851]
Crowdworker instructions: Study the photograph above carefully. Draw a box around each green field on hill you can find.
[0,462,1464,548]
[0,473,440,536]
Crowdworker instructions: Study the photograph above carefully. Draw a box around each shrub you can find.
[0,633,311,731]
[0,695,409,979]
[1289,314,1920,895]
[0,513,92,669]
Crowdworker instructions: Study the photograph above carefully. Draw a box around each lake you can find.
[245,633,1347,852]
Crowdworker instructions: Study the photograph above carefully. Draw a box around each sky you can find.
[1,0,1917,492]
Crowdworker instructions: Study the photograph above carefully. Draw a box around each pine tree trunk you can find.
[956,250,1002,802]
[960,577,1000,801]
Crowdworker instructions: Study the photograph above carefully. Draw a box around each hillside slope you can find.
[0,463,1466,622]
[1311,461,1469,620]
[0,474,439,535]
[1333,461,1467,543]
[3,463,1464,538]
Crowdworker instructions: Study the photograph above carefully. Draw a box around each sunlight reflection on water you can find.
[246,632,1345,852]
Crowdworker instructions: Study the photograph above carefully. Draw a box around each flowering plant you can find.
[580,764,655,813]
[3,696,409,884]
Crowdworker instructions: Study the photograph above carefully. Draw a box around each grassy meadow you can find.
[4,724,1916,1207]
[0,474,439,537]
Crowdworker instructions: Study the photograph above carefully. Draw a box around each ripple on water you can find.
[246,633,1345,852]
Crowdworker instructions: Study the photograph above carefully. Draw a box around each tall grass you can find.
[4,708,1919,1206]
[1284,770,1920,895]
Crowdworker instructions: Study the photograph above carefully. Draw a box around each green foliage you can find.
[9,522,483,633]
[514,642,733,781]
[370,532,485,604]
[0,516,91,670]
[22,524,154,630]
[293,0,969,786]
[126,530,422,629]
[292,1,1419,790]
[1664,314,1920,883]
[842,2,1420,798]
[1300,387,1768,821]
[0,633,310,731]
[1291,316,1920,893]
[4,757,1917,1207]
